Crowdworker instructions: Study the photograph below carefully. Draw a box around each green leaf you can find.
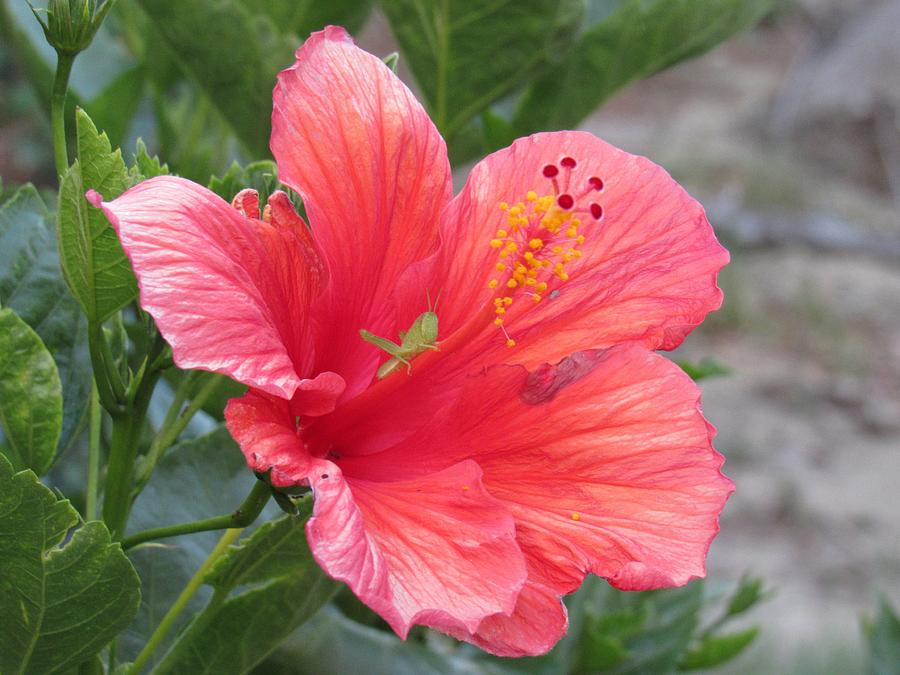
[678,627,759,670]
[676,357,731,381]
[0,455,141,674]
[582,582,704,675]
[725,574,768,617]
[155,509,339,674]
[864,598,900,675]
[0,308,62,475]
[129,138,170,184]
[260,606,489,675]
[136,0,296,157]
[239,0,374,37]
[578,608,648,671]
[57,108,136,323]
[161,368,247,422]
[514,0,775,135]
[208,159,281,204]
[579,632,632,671]
[205,506,315,590]
[380,0,583,138]
[0,185,90,454]
[120,426,261,666]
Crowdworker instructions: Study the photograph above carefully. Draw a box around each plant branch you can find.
[84,383,101,521]
[51,50,74,177]
[87,323,126,415]
[101,366,161,539]
[122,479,271,551]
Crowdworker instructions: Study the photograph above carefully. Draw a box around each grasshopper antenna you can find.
[426,288,443,312]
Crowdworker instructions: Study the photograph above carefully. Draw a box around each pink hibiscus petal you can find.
[225,389,313,487]
[340,343,732,597]
[448,580,568,658]
[306,460,526,638]
[271,26,452,390]
[291,371,347,417]
[87,177,325,397]
[429,131,727,369]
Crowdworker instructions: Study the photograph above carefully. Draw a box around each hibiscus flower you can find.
[88,26,733,657]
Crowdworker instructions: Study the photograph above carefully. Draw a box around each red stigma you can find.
[542,164,559,178]
[557,194,574,210]
[588,176,604,191]
[560,157,577,169]
[590,203,603,220]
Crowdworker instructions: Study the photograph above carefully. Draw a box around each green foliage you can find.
[205,505,317,589]
[135,0,294,157]
[159,369,248,425]
[239,0,374,38]
[581,583,705,674]
[379,0,583,139]
[57,108,136,323]
[208,159,281,204]
[0,308,62,475]
[677,357,732,381]
[262,576,765,675]
[864,598,900,675]
[0,185,90,453]
[129,138,169,183]
[679,627,760,670]
[513,0,776,136]
[262,606,485,675]
[724,574,768,617]
[154,507,339,673]
[133,0,372,159]
[120,427,260,665]
[0,455,141,674]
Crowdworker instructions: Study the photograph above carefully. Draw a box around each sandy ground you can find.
[578,2,900,670]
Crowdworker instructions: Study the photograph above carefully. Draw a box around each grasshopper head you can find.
[418,310,439,344]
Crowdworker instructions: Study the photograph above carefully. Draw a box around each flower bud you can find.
[31,0,113,56]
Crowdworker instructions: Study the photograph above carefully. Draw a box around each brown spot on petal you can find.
[520,350,605,405]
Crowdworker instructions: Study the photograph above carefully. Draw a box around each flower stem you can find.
[51,51,75,177]
[102,368,160,540]
[87,324,126,415]
[129,528,242,674]
[122,479,271,551]
[85,382,102,521]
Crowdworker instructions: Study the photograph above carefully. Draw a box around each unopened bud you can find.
[31,0,113,56]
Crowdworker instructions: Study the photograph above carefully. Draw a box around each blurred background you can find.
[2,0,899,672]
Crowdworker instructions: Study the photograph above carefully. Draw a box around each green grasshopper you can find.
[360,293,440,379]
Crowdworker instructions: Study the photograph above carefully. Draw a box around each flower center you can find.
[486,156,604,346]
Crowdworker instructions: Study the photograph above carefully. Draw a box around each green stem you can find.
[129,528,242,674]
[102,368,161,540]
[88,324,126,415]
[85,383,101,521]
[51,51,75,177]
[134,374,220,493]
[122,480,271,551]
